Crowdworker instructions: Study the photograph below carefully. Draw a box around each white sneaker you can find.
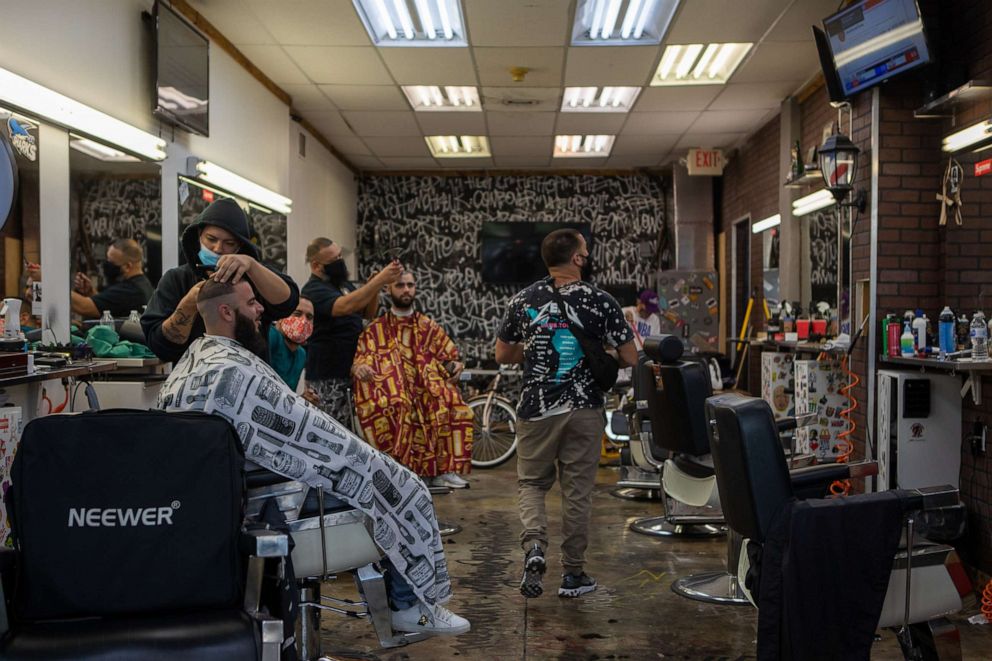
[391,603,471,635]
[433,473,469,488]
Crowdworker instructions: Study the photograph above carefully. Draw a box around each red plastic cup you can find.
[796,319,810,340]
[812,319,827,336]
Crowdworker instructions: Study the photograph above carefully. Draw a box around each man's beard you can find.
[234,311,267,358]
[390,294,414,310]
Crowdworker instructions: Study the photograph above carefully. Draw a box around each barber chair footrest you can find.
[629,515,725,538]
[671,571,750,605]
[610,487,662,501]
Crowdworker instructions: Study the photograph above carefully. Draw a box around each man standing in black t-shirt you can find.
[70,239,155,319]
[496,228,637,600]
[301,237,402,423]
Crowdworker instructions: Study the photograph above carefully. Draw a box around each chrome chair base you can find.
[438,520,462,537]
[629,515,725,538]
[610,487,661,501]
[671,571,750,605]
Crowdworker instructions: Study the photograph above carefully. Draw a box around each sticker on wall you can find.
[6,117,37,162]
[178,179,190,206]
[30,282,42,316]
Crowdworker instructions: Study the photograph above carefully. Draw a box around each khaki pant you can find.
[516,407,604,574]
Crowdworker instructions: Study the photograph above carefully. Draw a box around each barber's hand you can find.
[212,254,256,284]
[353,364,375,383]
[372,261,403,287]
[74,272,94,295]
[26,263,41,282]
[446,361,464,384]
[180,280,207,310]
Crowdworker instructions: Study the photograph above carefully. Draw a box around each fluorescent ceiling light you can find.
[425,135,491,157]
[572,0,680,46]
[942,119,992,152]
[194,161,293,214]
[69,136,140,162]
[402,85,481,111]
[0,66,166,160]
[651,43,752,86]
[751,214,781,234]
[353,0,466,46]
[792,189,835,216]
[554,134,616,158]
[561,86,641,113]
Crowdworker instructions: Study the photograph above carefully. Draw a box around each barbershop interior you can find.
[3,0,992,659]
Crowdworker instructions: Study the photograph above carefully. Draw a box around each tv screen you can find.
[153,1,209,136]
[480,222,591,285]
[822,0,929,98]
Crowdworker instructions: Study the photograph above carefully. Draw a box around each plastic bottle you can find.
[957,314,971,350]
[99,310,114,329]
[903,310,915,325]
[900,322,916,358]
[939,306,955,359]
[912,309,928,354]
[882,313,895,355]
[887,319,902,357]
[971,311,989,361]
[127,309,140,325]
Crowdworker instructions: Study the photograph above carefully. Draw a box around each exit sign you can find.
[687,148,726,176]
[975,158,992,177]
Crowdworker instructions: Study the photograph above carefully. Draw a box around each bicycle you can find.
[464,367,519,468]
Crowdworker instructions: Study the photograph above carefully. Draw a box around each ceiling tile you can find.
[319,85,410,111]
[606,155,664,168]
[348,154,384,170]
[494,155,553,167]
[666,0,792,43]
[283,84,337,111]
[633,86,723,112]
[554,113,627,135]
[676,132,747,150]
[378,157,439,169]
[486,111,557,136]
[190,0,275,45]
[621,111,700,134]
[731,41,819,84]
[236,45,310,85]
[481,87,561,112]
[244,0,370,46]
[564,46,660,86]
[611,133,680,156]
[765,0,841,42]
[379,48,479,86]
[363,136,433,157]
[551,157,610,167]
[283,46,393,85]
[489,136,554,156]
[415,112,487,135]
[303,110,356,136]
[708,82,797,110]
[438,157,495,168]
[689,109,776,133]
[464,0,571,47]
[327,135,372,156]
[341,111,422,136]
[474,48,565,87]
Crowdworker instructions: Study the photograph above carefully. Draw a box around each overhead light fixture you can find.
[69,136,140,163]
[651,43,752,86]
[0,66,167,160]
[402,86,481,111]
[751,214,781,234]
[572,0,680,46]
[353,0,467,46]
[561,87,641,113]
[425,135,491,158]
[942,119,992,153]
[554,134,616,158]
[192,159,293,214]
[791,189,835,217]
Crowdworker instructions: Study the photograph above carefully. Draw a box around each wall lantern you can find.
[818,132,866,211]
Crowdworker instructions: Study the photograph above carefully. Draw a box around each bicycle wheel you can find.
[469,396,518,468]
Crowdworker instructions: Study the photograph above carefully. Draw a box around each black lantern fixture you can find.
[818,133,865,210]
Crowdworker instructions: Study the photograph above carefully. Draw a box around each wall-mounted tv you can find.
[821,0,930,99]
[480,222,591,285]
[153,1,209,136]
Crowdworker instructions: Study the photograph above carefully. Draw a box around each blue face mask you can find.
[198,245,221,267]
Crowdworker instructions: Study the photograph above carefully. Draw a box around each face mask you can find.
[579,256,594,281]
[279,315,313,345]
[101,260,122,283]
[323,260,349,282]
[198,245,221,267]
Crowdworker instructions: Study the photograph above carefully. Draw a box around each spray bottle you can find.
[912,309,928,355]
[900,321,916,358]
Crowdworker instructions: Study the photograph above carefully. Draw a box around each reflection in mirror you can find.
[762,227,780,314]
[801,206,839,325]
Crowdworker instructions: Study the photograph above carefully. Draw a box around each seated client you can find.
[155,278,470,636]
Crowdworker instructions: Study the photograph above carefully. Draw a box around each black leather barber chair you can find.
[0,410,288,661]
[706,393,968,660]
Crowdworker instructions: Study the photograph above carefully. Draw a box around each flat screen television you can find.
[822,0,930,98]
[152,1,209,136]
[480,222,591,285]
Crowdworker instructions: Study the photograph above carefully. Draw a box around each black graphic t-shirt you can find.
[498,278,633,421]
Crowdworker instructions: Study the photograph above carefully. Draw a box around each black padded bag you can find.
[6,410,245,621]
[549,286,619,391]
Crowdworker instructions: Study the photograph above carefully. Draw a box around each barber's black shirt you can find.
[302,275,363,380]
[91,274,154,318]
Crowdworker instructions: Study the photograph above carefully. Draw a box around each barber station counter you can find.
[90,357,169,410]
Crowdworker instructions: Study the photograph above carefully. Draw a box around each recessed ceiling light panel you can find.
[554,134,616,158]
[572,0,680,46]
[353,0,467,47]
[561,86,641,113]
[652,43,753,86]
[402,86,481,111]
[426,135,491,157]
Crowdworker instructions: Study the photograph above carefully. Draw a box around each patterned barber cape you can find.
[156,335,452,619]
[353,312,472,478]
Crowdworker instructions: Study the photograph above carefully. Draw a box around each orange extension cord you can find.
[829,354,858,496]
[982,578,992,623]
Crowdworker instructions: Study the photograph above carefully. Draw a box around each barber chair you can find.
[706,393,969,660]
[0,410,288,661]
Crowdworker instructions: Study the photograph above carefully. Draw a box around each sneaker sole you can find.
[558,583,597,598]
[520,557,546,598]
[393,622,472,636]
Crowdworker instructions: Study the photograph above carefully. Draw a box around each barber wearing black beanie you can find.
[141,198,299,364]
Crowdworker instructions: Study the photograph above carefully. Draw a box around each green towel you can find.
[85,326,155,358]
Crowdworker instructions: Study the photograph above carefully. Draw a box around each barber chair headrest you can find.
[654,360,712,456]
[643,334,684,364]
[705,393,793,543]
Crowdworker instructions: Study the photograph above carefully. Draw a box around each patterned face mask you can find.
[279,315,313,345]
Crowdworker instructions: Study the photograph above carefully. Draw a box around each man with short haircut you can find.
[302,237,402,423]
[352,271,472,488]
[156,278,470,636]
[496,229,637,600]
[50,239,153,319]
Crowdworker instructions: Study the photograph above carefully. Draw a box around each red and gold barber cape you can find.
[353,312,472,477]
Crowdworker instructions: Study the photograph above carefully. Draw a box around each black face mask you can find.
[102,260,123,284]
[234,311,267,359]
[579,256,594,282]
[323,260,349,283]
